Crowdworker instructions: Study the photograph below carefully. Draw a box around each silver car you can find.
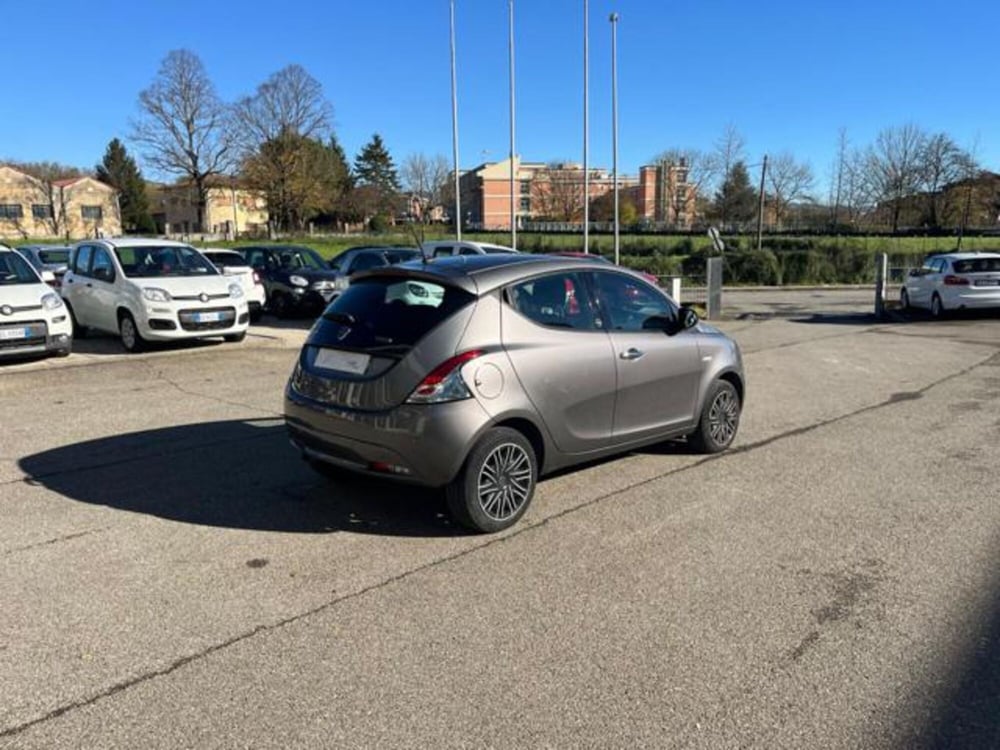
[285,255,745,533]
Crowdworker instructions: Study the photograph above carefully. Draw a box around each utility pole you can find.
[610,12,620,265]
[509,0,516,249]
[450,0,462,240]
[756,154,767,252]
[582,0,589,253]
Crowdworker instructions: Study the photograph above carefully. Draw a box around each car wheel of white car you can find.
[930,293,945,319]
[688,379,741,454]
[119,311,146,353]
[446,427,537,534]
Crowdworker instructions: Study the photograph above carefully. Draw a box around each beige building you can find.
[148,181,269,237]
[0,165,122,240]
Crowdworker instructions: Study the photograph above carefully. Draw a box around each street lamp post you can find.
[583,0,589,254]
[610,12,620,265]
[450,0,462,240]
[509,0,516,249]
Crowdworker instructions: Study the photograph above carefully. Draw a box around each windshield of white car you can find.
[0,252,40,285]
[115,246,219,278]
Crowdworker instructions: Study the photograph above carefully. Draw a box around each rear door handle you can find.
[620,348,644,360]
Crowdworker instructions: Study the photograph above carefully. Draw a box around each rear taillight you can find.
[406,350,484,404]
[943,275,969,286]
[252,271,262,285]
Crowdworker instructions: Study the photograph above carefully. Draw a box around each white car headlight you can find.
[41,293,64,310]
[289,275,308,288]
[142,287,172,302]
[228,282,244,299]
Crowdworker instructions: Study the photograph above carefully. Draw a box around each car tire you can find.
[270,293,289,319]
[900,288,910,311]
[930,293,946,319]
[249,308,263,324]
[688,379,741,454]
[66,303,88,339]
[119,311,146,353]
[445,427,537,534]
[224,331,247,343]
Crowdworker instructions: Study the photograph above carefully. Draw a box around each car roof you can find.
[927,252,1000,261]
[355,253,628,295]
[73,237,195,249]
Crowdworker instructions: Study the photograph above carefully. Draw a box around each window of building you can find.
[0,204,24,219]
[81,205,103,220]
[519,197,531,212]
[519,180,531,196]
[32,204,53,219]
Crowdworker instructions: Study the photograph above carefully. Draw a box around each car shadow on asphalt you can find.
[785,309,1000,326]
[18,419,465,538]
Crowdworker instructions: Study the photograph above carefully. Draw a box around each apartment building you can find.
[458,157,695,230]
[147,181,269,236]
[0,165,122,240]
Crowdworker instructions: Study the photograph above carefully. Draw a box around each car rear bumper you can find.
[941,287,1000,309]
[284,386,491,487]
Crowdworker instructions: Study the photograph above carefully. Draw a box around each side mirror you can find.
[679,305,699,332]
[40,270,56,283]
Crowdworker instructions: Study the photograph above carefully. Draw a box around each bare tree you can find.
[531,163,584,221]
[233,65,334,231]
[401,153,450,222]
[709,124,747,226]
[864,124,927,232]
[919,133,976,229]
[131,50,233,232]
[650,148,713,225]
[766,152,815,229]
[828,128,849,228]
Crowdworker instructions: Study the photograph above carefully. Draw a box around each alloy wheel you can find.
[476,442,533,522]
[708,389,739,447]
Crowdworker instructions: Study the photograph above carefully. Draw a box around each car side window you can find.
[459,247,479,256]
[433,246,453,258]
[935,259,948,274]
[90,247,115,283]
[73,245,93,276]
[349,253,385,274]
[592,271,676,332]
[508,272,596,330]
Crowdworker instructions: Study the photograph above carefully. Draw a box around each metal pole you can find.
[756,154,767,252]
[610,12,620,265]
[509,0,516,250]
[582,0,589,253]
[450,0,462,240]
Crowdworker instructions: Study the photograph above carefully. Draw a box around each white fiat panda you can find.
[62,238,249,353]
[0,244,72,359]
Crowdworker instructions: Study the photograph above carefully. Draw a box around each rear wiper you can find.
[323,312,357,325]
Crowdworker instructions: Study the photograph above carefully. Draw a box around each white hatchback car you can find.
[62,238,249,353]
[901,252,1000,318]
[0,245,72,359]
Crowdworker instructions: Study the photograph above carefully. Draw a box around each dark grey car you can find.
[285,254,745,533]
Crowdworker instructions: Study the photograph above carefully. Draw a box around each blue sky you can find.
[2,0,997,198]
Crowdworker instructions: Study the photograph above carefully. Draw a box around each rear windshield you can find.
[0,252,40,285]
[386,250,419,264]
[310,277,475,351]
[953,257,1000,273]
[38,249,70,264]
[205,252,249,267]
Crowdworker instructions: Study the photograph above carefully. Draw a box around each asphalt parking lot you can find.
[2,289,1000,748]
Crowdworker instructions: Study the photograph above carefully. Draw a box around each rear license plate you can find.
[315,348,370,375]
[0,327,29,340]
[193,312,223,322]
[974,279,999,287]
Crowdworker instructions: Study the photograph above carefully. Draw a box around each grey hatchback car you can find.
[285,254,745,532]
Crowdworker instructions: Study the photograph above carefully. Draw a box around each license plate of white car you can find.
[0,327,28,340]
[315,348,370,375]
[194,312,223,322]
[974,280,999,286]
